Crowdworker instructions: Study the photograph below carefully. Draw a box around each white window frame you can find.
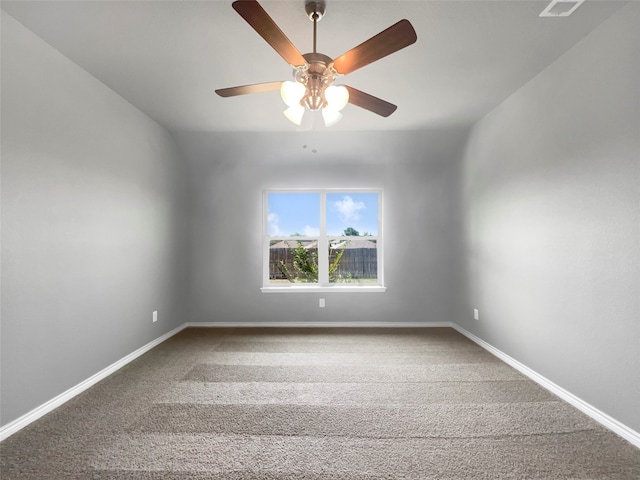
[261,189,386,293]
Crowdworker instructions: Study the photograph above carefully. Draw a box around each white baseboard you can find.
[0,323,187,442]
[3,320,638,450]
[451,324,640,449]
[184,321,454,328]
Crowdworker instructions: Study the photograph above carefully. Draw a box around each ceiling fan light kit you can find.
[215,0,417,127]
[280,79,347,126]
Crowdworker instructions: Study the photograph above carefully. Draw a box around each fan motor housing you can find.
[302,52,333,72]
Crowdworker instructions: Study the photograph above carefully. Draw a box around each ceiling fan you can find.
[215,0,417,127]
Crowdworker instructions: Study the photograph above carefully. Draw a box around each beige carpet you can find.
[1,327,639,479]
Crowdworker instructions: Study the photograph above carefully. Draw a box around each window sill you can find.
[261,285,387,293]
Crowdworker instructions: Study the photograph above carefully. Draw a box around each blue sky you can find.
[267,192,378,237]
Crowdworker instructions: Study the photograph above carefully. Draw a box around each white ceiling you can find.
[1,0,625,133]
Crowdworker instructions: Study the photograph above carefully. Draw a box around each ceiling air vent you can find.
[539,0,585,17]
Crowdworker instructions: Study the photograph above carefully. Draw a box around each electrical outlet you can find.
[473,308,479,321]
[319,298,325,308]
[153,310,158,323]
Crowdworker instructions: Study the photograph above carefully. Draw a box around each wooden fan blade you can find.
[333,19,417,75]
[232,0,307,67]
[344,86,397,117]
[215,81,282,97]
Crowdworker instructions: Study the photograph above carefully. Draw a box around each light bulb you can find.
[324,85,349,111]
[280,81,306,107]
[284,105,305,125]
[322,108,343,127]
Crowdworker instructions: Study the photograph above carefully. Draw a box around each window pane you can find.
[269,239,319,284]
[328,237,378,284]
[267,192,320,237]
[326,192,378,237]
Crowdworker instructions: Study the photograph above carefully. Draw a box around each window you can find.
[262,189,385,292]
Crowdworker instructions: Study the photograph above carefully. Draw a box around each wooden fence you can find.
[269,247,377,280]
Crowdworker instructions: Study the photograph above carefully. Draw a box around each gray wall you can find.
[454,3,639,432]
[1,13,190,426]
[175,128,468,326]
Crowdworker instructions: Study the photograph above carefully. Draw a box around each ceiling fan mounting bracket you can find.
[305,0,326,22]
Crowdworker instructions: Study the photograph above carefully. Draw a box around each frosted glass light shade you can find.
[324,85,349,111]
[284,105,305,125]
[322,108,343,127]
[281,81,306,107]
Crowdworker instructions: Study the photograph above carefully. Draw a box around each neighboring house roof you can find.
[330,238,377,249]
[269,240,318,249]
[270,238,376,249]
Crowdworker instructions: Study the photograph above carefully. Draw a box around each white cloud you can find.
[303,225,319,236]
[333,195,366,223]
[267,212,282,236]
